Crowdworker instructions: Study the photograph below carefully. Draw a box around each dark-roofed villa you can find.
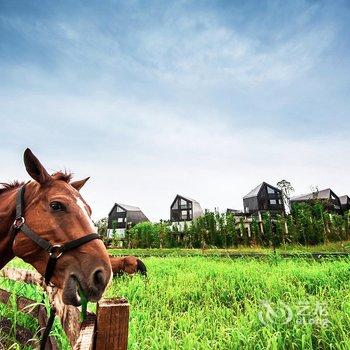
[107,203,149,238]
[291,189,341,213]
[243,182,284,215]
[339,195,350,212]
[170,195,203,222]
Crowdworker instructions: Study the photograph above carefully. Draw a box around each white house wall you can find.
[107,228,126,239]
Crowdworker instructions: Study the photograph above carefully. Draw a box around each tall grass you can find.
[2,256,350,349]
[106,256,350,350]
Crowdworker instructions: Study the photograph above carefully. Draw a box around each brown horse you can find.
[0,149,112,306]
[110,255,147,277]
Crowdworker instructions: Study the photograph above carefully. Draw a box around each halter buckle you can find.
[13,217,25,229]
[49,245,63,259]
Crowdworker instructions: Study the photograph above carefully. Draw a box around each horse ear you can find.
[23,148,52,185]
[71,177,90,191]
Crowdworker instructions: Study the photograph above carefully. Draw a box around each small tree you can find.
[226,213,238,247]
[277,179,294,214]
[94,217,107,236]
[251,217,261,246]
[261,212,272,247]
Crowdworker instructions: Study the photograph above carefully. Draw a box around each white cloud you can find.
[0,1,349,222]
[1,2,336,90]
[1,93,349,221]
[130,12,336,87]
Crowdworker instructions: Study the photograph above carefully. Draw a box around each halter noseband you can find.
[10,185,101,285]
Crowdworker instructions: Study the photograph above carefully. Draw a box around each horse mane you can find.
[0,181,25,195]
[51,171,73,183]
[0,171,73,196]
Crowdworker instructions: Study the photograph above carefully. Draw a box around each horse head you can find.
[12,149,112,306]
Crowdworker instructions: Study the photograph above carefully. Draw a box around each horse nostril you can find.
[92,269,105,288]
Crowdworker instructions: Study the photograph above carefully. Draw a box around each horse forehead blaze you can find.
[75,197,95,231]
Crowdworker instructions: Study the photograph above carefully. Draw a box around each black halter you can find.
[11,184,101,285]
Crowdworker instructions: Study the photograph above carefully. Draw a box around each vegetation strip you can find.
[109,250,350,259]
[102,202,350,250]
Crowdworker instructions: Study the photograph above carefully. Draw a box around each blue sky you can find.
[1,0,349,220]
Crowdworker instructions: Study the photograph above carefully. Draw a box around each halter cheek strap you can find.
[11,185,101,284]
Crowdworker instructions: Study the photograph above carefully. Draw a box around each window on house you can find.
[172,211,180,221]
[267,186,275,194]
[117,218,124,223]
[180,199,189,209]
[269,199,277,205]
[181,210,188,220]
[116,206,124,213]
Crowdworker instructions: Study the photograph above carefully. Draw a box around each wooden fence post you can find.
[73,314,97,350]
[94,298,129,350]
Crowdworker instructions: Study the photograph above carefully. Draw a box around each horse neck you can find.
[0,188,18,269]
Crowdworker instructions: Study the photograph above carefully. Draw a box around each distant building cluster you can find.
[107,182,350,238]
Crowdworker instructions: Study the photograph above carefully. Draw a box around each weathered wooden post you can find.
[73,314,97,350]
[95,298,129,350]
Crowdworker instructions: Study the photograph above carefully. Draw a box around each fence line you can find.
[0,267,129,350]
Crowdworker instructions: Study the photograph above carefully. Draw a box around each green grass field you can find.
[2,254,350,349]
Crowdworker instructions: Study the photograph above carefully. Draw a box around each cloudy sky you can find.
[0,0,349,221]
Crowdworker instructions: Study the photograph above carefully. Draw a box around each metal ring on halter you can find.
[13,217,25,229]
[49,244,63,259]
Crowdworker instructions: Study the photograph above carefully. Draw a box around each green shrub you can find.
[106,203,350,249]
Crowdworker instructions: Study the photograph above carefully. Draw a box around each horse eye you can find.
[50,201,65,212]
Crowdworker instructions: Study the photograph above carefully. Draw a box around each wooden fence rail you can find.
[0,267,129,350]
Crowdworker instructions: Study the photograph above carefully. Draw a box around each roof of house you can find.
[291,188,335,202]
[339,195,350,205]
[177,194,200,205]
[118,203,142,212]
[243,182,281,199]
[108,203,149,223]
[126,209,149,224]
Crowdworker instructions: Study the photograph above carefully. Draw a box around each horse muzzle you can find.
[62,267,109,306]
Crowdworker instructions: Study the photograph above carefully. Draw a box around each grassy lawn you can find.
[107,256,350,349]
[2,254,350,349]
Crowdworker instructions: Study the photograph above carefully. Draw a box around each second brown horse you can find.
[110,255,147,277]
